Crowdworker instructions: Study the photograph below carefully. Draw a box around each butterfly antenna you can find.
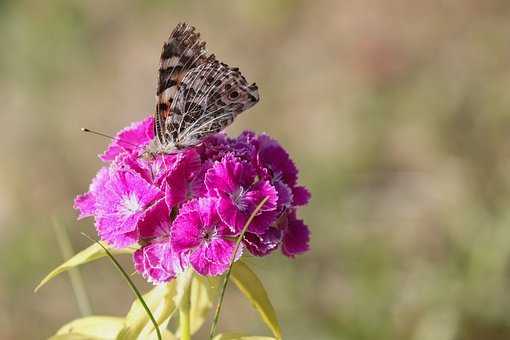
[80,128,139,148]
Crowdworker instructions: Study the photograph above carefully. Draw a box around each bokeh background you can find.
[2,1,510,339]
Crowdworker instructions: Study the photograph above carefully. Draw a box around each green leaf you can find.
[213,333,275,340]
[117,281,177,340]
[177,274,221,335]
[231,262,282,339]
[35,242,135,292]
[54,316,125,339]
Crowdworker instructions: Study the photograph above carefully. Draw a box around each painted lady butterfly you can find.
[147,22,259,154]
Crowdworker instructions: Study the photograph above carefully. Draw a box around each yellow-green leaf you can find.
[117,281,177,340]
[213,333,275,340]
[145,329,178,340]
[35,242,135,292]
[177,274,221,335]
[54,316,125,339]
[173,269,193,307]
[50,326,178,340]
[231,262,282,339]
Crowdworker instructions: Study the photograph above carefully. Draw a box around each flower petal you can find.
[282,214,310,257]
[100,116,154,161]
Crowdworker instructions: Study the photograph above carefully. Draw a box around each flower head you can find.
[171,198,240,276]
[205,155,278,234]
[93,167,161,247]
[75,119,311,282]
[133,241,186,284]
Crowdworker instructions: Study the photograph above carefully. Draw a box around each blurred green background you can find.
[2,0,510,339]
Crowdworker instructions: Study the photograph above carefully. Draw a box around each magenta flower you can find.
[134,199,187,283]
[133,241,186,284]
[198,133,256,163]
[243,227,282,257]
[100,116,154,161]
[138,198,171,240]
[291,185,311,206]
[122,152,179,187]
[75,117,311,282]
[257,134,298,187]
[205,155,278,234]
[164,149,204,208]
[94,168,162,247]
[171,198,239,276]
[74,167,109,219]
[281,211,310,257]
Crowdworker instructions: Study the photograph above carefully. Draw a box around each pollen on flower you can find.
[74,116,311,283]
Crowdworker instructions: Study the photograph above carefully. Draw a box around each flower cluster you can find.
[75,117,311,283]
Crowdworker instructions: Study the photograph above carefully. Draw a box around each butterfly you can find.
[147,22,259,155]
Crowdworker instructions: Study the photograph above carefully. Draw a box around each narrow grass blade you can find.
[81,233,162,340]
[52,219,92,316]
[209,197,269,339]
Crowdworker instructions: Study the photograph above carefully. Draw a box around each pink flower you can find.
[138,198,171,240]
[94,168,162,247]
[291,185,311,206]
[205,155,278,234]
[100,116,154,161]
[257,134,298,187]
[75,118,312,282]
[171,198,240,276]
[122,152,179,187]
[164,149,204,207]
[134,199,187,283]
[243,227,282,257]
[198,133,256,163]
[133,241,186,284]
[281,211,310,257]
[74,167,109,219]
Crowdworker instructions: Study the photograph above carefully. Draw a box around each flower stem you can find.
[209,196,269,339]
[179,276,192,340]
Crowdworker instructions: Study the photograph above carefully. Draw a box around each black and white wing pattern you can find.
[149,22,259,154]
[165,61,259,149]
[154,22,210,145]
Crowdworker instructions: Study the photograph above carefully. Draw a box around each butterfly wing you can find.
[166,60,260,148]
[155,23,212,145]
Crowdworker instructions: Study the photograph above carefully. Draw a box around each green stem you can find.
[81,233,162,340]
[209,197,269,339]
[179,279,192,340]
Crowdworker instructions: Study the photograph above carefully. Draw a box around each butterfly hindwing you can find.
[167,61,259,148]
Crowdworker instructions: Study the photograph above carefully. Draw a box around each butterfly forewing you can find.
[155,23,210,144]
